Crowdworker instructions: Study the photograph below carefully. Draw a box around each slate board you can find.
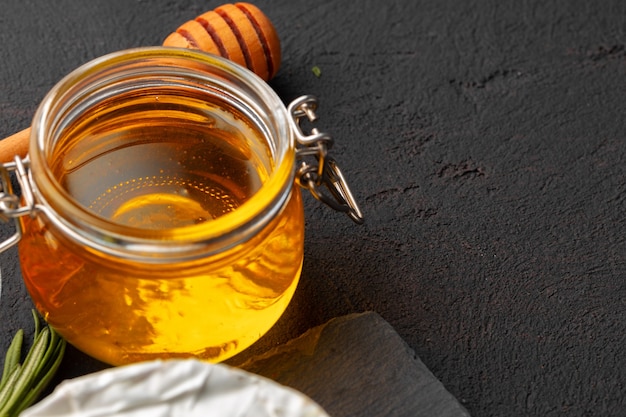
[231,312,471,417]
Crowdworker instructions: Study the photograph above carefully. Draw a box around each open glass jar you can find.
[0,47,361,365]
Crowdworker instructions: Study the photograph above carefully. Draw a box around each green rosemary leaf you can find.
[0,329,23,391]
[0,311,66,416]
[12,339,65,416]
[32,311,41,338]
[0,364,21,411]
[32,329,56,377]
[0,362,17,403]
[0,329,50,414]
[312,66,322,78]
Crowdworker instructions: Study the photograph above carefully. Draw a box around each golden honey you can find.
[16,48,304,365]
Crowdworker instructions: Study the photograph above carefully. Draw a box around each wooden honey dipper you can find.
[0,2,280,163]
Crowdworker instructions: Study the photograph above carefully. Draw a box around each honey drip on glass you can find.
[19,90,304,365]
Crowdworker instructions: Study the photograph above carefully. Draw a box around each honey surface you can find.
[56,92,268,228]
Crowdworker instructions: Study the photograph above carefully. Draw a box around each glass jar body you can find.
[17,47,303,365]
[19,189,303,365]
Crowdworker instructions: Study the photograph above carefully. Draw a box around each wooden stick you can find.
[0,2,280,164]
[0,128,30,163]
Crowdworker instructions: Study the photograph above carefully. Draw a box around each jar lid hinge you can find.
[288,95,364,225]
[0,156,37,252]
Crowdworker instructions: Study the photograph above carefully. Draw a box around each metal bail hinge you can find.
[288,95,363,224]
[0,156,37,252]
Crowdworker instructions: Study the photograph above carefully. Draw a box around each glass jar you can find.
[0,47,361,365]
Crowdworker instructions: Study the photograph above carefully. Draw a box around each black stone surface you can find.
[1,1,625,416]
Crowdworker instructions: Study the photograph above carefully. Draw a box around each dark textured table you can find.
[1,1,625,416]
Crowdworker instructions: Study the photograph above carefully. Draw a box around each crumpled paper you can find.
[20,359,330,417]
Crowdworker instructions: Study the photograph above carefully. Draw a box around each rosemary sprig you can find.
[0,311,66,417]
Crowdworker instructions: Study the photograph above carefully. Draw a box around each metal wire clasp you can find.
[0,156,37,252]
[288,95,363,224]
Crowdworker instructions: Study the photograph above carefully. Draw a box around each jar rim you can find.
[29,47,295,261]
